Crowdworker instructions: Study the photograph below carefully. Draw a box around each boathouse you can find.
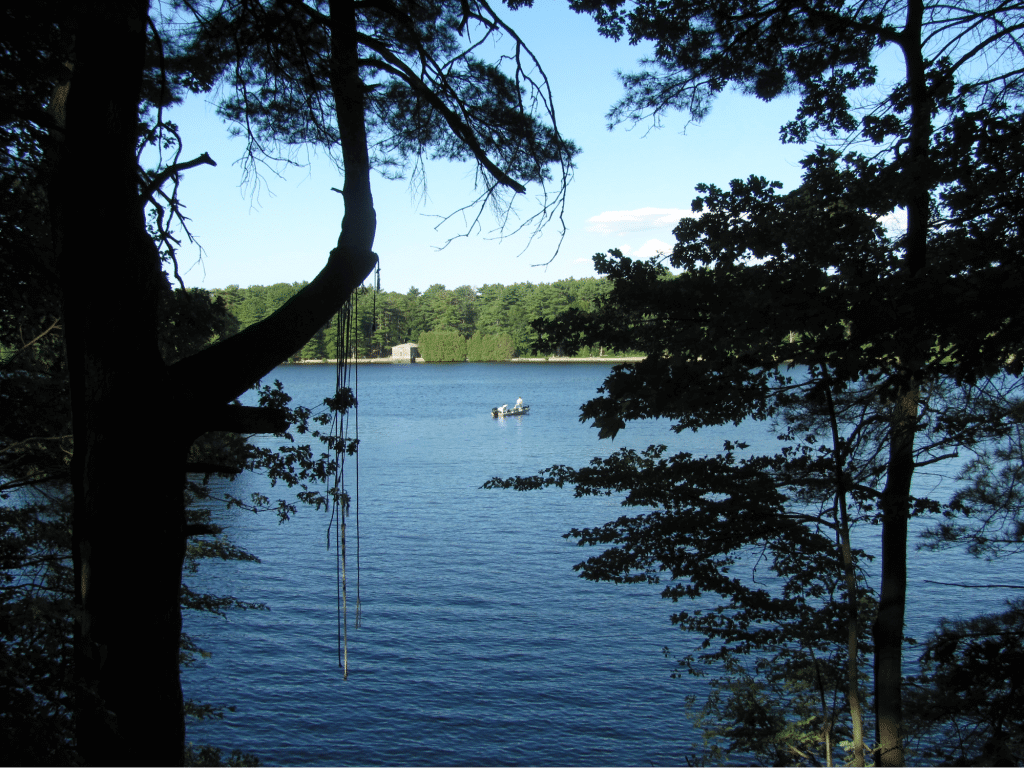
[391,343,420,363]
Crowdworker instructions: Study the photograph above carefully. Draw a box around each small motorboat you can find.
[492,404,529,417]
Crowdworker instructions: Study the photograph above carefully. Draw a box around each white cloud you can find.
[620,239,672,259]
[587,207,695,235]
[637,239,672,259]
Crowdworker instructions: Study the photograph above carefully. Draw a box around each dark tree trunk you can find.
[51,2,184,763]
[871,2,932,763]
[873,385,918,767]
[50,1,377,764]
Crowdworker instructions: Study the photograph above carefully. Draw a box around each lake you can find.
[181,362,1011,766]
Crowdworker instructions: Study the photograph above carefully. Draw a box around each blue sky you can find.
[162,0,812,294]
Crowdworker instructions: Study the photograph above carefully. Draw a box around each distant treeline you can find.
[212,278,639,361]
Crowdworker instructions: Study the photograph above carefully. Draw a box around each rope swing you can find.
[327,262,378,677]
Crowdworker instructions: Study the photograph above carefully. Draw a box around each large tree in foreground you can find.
[501,0,1024,762]
[41,0,574,763]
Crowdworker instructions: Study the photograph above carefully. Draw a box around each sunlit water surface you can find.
[182,363,1009,766]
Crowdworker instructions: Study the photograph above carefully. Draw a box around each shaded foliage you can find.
[0,279,272,762]
[491,127,1024,761]
[905,600,1024,766]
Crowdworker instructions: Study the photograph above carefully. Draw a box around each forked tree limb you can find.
[170,0,378,414]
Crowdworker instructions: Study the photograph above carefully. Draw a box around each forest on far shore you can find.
[212,277,639,361]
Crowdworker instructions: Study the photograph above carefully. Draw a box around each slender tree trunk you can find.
[843,534,865,768]
[839,522,865,768]
[873,385,917,767]
[822,366,866,767]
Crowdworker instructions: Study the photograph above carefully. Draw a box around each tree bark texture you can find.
[50,1,378,763]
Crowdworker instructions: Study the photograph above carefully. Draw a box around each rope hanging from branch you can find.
[327,261,379,677]
[328,285,357,677]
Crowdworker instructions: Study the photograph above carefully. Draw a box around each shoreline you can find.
[290,356,645,365]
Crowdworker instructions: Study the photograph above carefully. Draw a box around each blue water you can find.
[182,363,1011,766]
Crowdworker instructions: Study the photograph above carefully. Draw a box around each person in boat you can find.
[499,404,508,414]
[515,397,523,410]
